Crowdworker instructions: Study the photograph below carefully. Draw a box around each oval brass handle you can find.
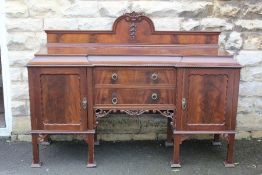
[112,97,118,104]
[151,93,158,100]
[151,73,158,81]
[112,73,118,81]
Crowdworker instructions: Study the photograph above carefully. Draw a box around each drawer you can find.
[95,88,175,105]
[94,67,176,85]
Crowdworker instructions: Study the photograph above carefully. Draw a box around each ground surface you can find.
[0,138,261,175]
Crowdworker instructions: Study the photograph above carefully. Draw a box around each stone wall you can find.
[5,0,262,141]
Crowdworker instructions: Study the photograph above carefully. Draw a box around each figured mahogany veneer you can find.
[28,12,241,168]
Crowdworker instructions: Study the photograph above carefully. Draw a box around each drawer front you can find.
[95,88,175,105]
[94,68,176,85]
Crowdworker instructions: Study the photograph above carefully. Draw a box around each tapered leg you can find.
[212,134,222,146]
[87,134,96,168]
[31,134,41,168]
[171,134,181,168]
[224,134,235,167]
[165,118,173,147]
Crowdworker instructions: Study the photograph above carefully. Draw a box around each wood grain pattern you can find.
[95,88,175,105]
[46,12,219,45]
[94,67,176,85]
[28,12,241,168]
[182,68,234,131]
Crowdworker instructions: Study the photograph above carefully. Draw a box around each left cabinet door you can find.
[29,67,87,131]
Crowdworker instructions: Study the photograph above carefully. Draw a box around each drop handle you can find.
[151,93,158,100]
[151,73,158,81]
[182,98,187,110]
[81,97,87,110]
[112,97,118,104]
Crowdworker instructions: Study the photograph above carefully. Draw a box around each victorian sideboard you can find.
[27,12,241,168]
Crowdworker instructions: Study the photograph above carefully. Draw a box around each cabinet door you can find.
[182,68,234,131]
[32,68,87,131]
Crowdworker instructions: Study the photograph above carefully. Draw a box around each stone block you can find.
[63,1,99,17]
[235,20,262,31]
[44,18,115,30]
[251,131,262,138]
[99,134,133,141]
[10,68,22,82]
[224,31,243,50]
[235,131,251,140]
[18,134,32,142]
[132,1,178,17]
[152,18,181,31]
[27,0,71,17]
[97,115,141,134]
[242,2,262,18]
[239,82,262,97]
[12,116,31,134]
[139,115,166,133]
[7,32,44,51]
[131,1,213,18]
[254,98,262,113]
[6,18,43,32]
[237,97,255,113]
[11,100,29,116]
[98,1,130,17]
[132,133,157,140]
[181,19,200,31]
[201,18,233,30]
[8,51,35,67]
[237,114,262,131]
[213,1,240,18]
[11,82,29,100]
[243,33,262,50]
[240,66,262,82]
[157,133,167,140]
[236,50,262,66]
[6,1,28,18]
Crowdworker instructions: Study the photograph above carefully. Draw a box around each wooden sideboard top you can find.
[28,12,240,68]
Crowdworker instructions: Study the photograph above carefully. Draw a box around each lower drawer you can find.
[95,88,175,105]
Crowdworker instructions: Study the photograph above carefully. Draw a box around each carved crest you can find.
[123,11,145,40]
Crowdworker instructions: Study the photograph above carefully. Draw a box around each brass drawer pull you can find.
[151,73,158,81]
[112,97,118,104]
[112,72,118,81]
[81,97,87,110]
[151,93,158,100]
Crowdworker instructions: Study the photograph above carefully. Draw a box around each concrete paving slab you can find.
[0,138,261,175]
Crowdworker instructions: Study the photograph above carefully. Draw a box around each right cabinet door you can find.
[182,68,235,131]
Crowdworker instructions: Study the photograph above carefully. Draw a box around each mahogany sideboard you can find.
[27,12,241,168]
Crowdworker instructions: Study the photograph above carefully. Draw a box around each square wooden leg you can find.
[171,134,181,168]
[31,134,42,168]
[86,134,96,168]
[212,134,222,146]
[224,134,235,168]
[165,118,173,147]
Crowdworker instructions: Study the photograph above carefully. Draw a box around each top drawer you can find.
[94,67,176,85]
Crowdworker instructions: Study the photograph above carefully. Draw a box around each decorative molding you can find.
[95,108,175,119]
[96,109,113,119]
[120,110,149,116]
[124,11,144,40]
[154,110,174,119]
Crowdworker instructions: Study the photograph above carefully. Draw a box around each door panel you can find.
[38,68,87,130]
[182,69,233,131]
